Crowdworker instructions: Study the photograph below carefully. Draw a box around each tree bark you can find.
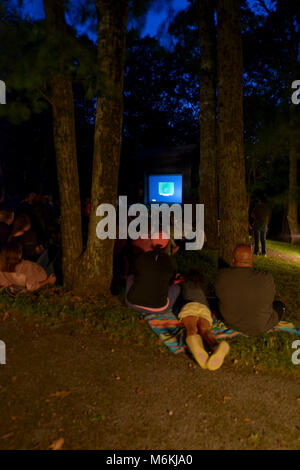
[287,105,300,244]
[197,0,219,250]
[216,0,249,264]
[74,0,129,295]
[43,0,83,289]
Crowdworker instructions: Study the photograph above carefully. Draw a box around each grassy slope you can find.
[176,249,300,376]
[267,240,300,256]
[0,244,299,376]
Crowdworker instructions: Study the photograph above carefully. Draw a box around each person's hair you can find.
[254,192,266,204]
[0,240,22,272]
[0,208,13,224]
[184,268,205,286]
[9,213,31,240]
[153,244,168,255]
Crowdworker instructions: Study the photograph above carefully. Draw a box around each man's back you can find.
[251,203,271,229]
[215,267,278,335]
[127,251,176,308]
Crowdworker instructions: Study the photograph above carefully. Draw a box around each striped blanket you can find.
[144,312,300,355]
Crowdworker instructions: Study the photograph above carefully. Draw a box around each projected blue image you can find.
[148,174,182,203]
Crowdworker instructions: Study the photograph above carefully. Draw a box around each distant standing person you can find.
[251,198,271,256]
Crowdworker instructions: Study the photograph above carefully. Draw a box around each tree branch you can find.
[257,0,271,15]
[36,87,53,106]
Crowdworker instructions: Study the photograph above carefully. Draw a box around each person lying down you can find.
[178,269,230,371]
[0,240,56,292]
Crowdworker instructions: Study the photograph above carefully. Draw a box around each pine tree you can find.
[197,0,218,249]
[217,0,249,264]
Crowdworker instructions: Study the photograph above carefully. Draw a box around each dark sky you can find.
[10,0,190,36]
[11,0,277,41]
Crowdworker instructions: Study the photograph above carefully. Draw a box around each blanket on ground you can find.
[143,312,300,355]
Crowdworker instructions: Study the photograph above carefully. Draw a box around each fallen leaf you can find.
[135,388,146,395]
[0,432,14,440]
[90,415,105,422]
[49,437,64,450]
[48,391,71,399]
[223,396,232,402]
[248,433,260,446]
[3,312,9,321]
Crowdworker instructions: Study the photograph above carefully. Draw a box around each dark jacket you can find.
[127,251,177,308]
[0,222,10,247]
[215,266,278,336]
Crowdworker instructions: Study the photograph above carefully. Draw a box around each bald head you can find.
[232,244,253,267]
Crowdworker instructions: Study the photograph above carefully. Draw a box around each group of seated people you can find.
[0,194,285,371]
[0,195,60,292]
[125,233,286,371]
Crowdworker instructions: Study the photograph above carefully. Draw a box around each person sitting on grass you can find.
[0,208,14,246]
[215,244,285,336]
[125,232,180,314]
[178,269,230,371]
[9,213,45,261]
[8,213,31,242]
[0,240,56,292]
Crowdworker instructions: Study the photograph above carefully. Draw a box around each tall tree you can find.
[217,0,249,263]
[43,0,83,289]
[287,104,300,243]
[73,0,130,294]
[197,0,218,249]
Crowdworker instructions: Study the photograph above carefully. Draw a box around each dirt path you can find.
[266,249,300,264]
[0,314,299,450]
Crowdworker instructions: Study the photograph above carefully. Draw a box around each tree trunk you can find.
[197,0,219,250]
[74,0,129,295]
[287,105,300,244]
[216,0,249,264]
[43,0,83,289]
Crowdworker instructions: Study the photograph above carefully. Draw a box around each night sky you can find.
[9,0,276,42]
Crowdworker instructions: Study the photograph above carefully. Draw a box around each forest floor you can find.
[266,240,300,265]
[0,242,299,450]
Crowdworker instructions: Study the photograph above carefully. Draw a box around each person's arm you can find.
[26,273,56,291]
[0,272,26,288]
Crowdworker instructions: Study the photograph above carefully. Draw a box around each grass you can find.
[267,239,300,256]
[0,243,299,376]
[175,248,300,376]
[0,287,158,349]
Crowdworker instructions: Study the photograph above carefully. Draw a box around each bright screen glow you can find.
[148,174,182,203]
